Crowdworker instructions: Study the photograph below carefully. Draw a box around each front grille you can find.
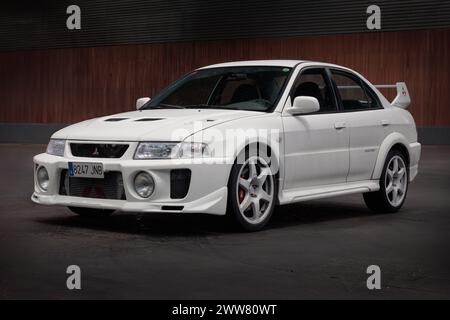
[170,169,191,199]
[59,169,126,200]
[70,143,129,158]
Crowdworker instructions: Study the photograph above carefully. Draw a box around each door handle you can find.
[334,122,346,130]
[381,120,390,126]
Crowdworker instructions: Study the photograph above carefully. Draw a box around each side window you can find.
[291,68,336,113]
[331,70,380,111]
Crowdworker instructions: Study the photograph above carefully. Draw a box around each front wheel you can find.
[227,155,276,231]
[363,149,408,213]
[68,206,115,218]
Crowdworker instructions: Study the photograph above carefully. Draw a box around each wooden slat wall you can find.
[0,28,449,126]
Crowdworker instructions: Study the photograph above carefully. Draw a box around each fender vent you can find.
[135,118,164,121]
[105,118,128,122]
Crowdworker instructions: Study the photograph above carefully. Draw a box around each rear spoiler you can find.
[374,82,410,109]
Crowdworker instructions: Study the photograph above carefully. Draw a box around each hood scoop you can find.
[104,118,129,122]
[135,118,164,122]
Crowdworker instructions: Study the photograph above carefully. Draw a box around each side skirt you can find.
[278,180,380,205]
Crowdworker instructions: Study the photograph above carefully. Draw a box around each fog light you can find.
[134,171,154,198]
[37,166,49,191]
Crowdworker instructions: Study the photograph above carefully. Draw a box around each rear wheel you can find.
[363,149,408,213]
[227,154,276,231]
[68,206,114,218]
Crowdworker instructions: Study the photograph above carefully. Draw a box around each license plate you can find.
[68,162,104,179]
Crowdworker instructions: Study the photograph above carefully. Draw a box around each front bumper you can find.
[32,153,233,215]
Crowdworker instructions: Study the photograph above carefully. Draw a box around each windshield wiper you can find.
[146,104,185,109]
[183,104,230,110]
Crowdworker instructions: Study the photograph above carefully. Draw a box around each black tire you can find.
[227,150,277,232]
[363,149,409,213]
[68,206,114,218]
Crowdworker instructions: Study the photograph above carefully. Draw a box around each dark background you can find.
[2,0,450,50]
[0,0,450,143]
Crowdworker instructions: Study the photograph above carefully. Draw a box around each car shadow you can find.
[35,198,374,237]
[270,199,373,229]
[35,211,231,237]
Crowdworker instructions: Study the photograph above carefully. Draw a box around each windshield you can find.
[141,66,292,112]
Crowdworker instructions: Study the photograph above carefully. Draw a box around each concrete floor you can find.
[0,144,449,299]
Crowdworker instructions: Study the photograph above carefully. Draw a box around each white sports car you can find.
[32,60,421,231]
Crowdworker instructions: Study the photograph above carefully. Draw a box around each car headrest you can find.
[293,82,323,104]
[230,84,259,103]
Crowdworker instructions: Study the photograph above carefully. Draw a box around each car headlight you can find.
[177,142,210,158]
[46,139,66,156]
[134,142,210,159]
[37,166,49,191]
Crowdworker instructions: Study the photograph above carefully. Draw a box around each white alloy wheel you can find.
[385,155,408,207]
[235,156,275,225]
[363,149,409,213]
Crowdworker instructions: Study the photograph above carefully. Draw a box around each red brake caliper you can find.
[238,187,245,203]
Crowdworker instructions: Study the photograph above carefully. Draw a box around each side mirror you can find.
[287,96,320,115]
[136,97,151,110]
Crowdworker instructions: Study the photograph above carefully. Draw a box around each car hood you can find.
[52,109,260,141]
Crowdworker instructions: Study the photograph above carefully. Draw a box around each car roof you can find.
[197,59,353,71]
[198,60,306,69]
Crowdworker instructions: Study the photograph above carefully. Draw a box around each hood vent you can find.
[135,118,164,122]
[105,118,128,122]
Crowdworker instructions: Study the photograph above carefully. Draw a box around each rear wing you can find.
[374,82,410,109]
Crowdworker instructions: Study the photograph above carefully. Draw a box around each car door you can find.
[329,69,389,182]
[282,67,350,190]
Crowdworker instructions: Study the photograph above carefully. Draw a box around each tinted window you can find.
[361,82,382,109]
[142,66,292,112]
[331,70,380,111]
[291,68,336,113]
[162,75,221,106]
